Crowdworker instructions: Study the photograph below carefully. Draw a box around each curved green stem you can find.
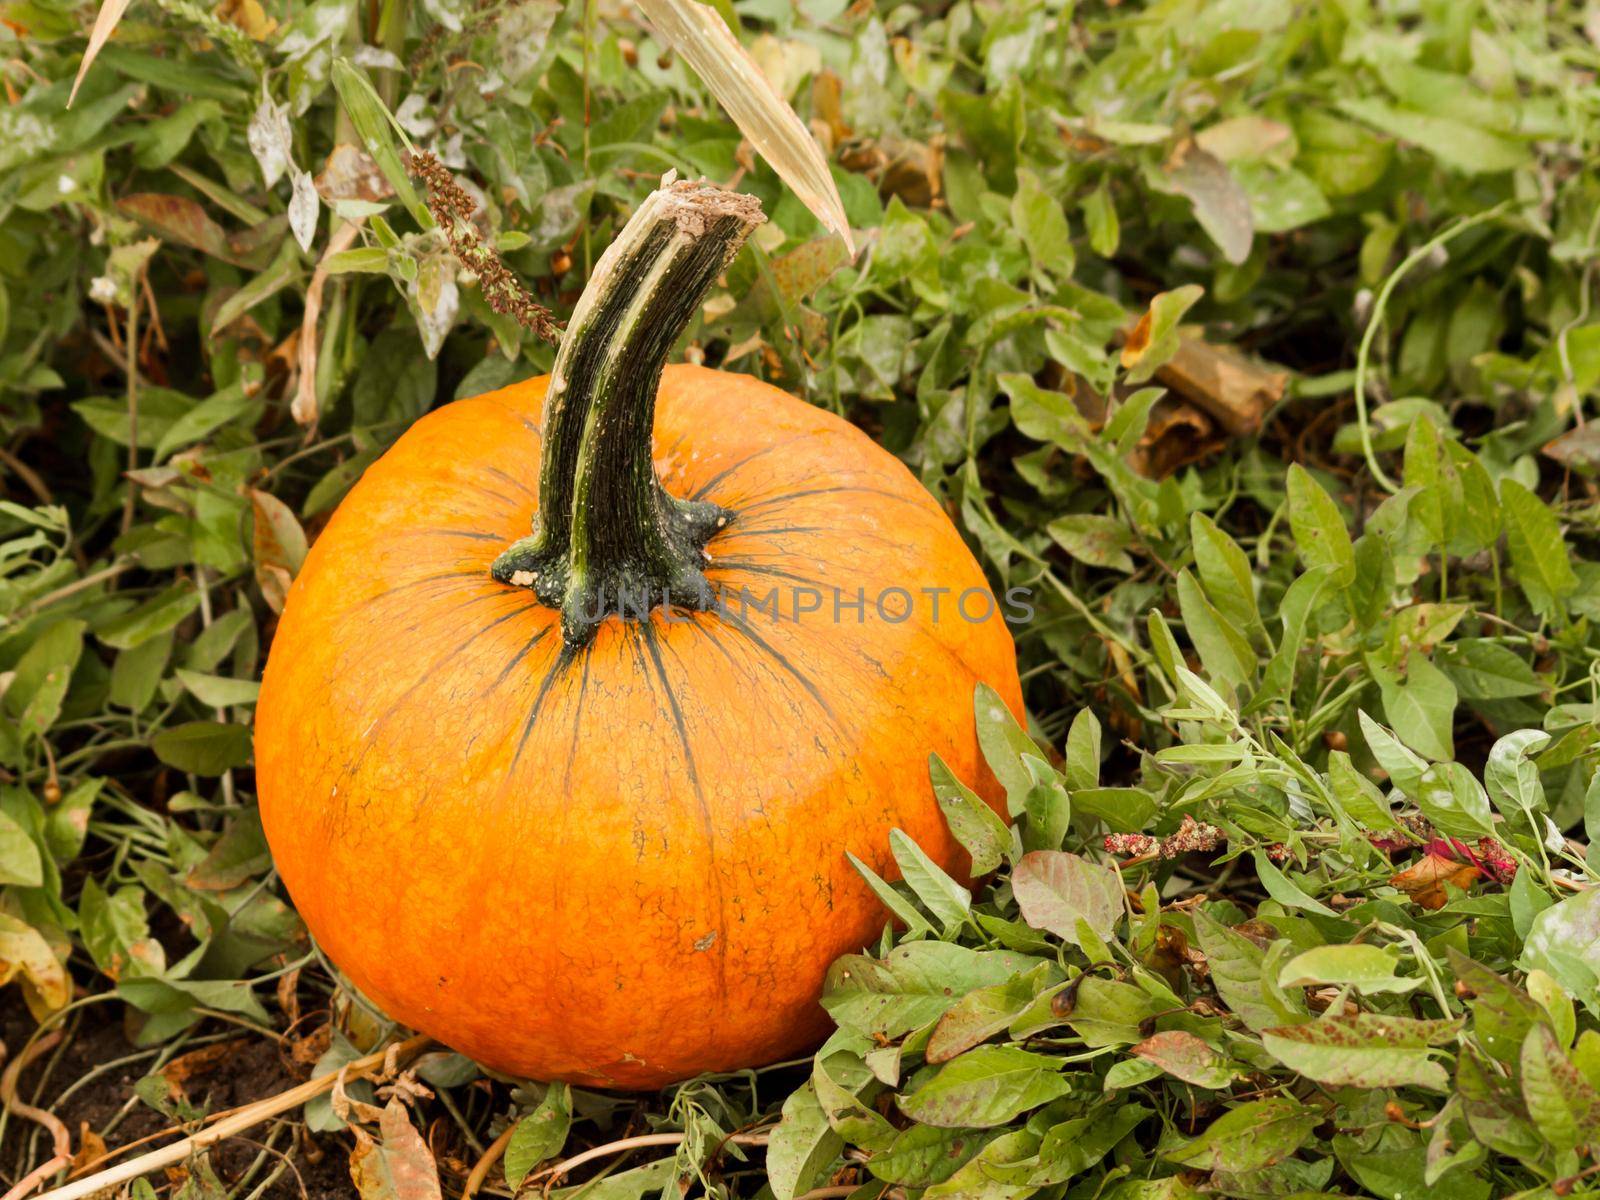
[491,181,765,646]
[1352,201,1513,495]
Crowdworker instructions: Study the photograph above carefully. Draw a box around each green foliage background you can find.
[2,0,1600,1197]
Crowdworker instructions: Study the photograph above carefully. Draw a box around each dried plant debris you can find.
[410,151,559,344]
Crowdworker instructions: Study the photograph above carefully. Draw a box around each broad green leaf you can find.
[1190,512,1259,634]
[1252,851,1336,917]
[1517,1023,1600,1152]
[823,943,1034,1039]
[1500,479,1577,622]
[151,721,252,776]
[1192,908,1306,1033]
[766,1081,841,1200]
[1129,1030,1233,1088]
[928,754,1010,876]
[1484,728,1550,818]
[868,1125,988,1187]
[1063,708,1101,792]
[1278,944,1422,994]
[1164,1099,1320,1172]
[1263,1013,1457,1090]
[1374,654,1457,761]
[896,1045,1073,1128]
[974,684,1040,820]
[1286,465,1355,585]
[889,829,972,933]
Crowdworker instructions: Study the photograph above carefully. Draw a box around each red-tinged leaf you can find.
[350,1101,443,1200]
[251,488,308,613]
[117,194,235,262]
[1010,851,1123,949]
[1130,1030,1234,1088]
[1390,852,1480,910]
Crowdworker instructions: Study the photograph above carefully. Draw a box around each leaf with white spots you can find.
[289,169,320,252]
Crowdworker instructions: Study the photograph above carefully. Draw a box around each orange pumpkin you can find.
[256,182,1022,1087]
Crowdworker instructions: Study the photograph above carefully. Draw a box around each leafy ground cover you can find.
[2,0,1600,1197]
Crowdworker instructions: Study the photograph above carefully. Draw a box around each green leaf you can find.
[1163,1099,1320,1172]
[1500,479,1577,622]
[1263,1013,1457,1090]
[1252,851,1336,917]
[1375,653,1458,761]
[1521,888,1600,1012]
[153,380,259,461]
[1046,513,1135,572]
[974,683,1040,820]
[330,60,431,228]
[0,809,44,888]
[1011,168,1073,278]
[1416,762,1496,841]
[1129,1030,1233,1088]
[1359,710,1430,797]
[504,1084,571,1190]
[1517,1023,1600,1152]
[768,1081,843,1200]
[823,943,1033,1039]
[1286,464,1355,586]
[174,669,261,708]
[1278,944,1423,994]
[868,1125,987,1187]
[896,1045,1073,1128]
[3,618,85,738]
[1338,98,1529,174]
[1175,569,1255,695]
[929,754,1010,876]
[1328,750,1400,831]
[889,829,972,933]
[1190,512,1259,634]
[96,585,201,651]
[1192,908,1303,1032]
[927,964,1051,1064]
[1063,709,1101,792]
[1010,851,1123,948]
[1083,180,1119,257]
[151,721,252,776]
[1484,728,1550,818]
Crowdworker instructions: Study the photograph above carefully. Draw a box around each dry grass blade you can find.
[636,0,853,255]
[68,0,134,107]
[294,219,363,426]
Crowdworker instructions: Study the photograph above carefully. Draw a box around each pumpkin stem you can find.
[490,180,765,646]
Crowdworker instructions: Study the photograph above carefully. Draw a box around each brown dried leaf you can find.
[159,1040,247,1100]
[1155,336,1287,437]
[215,0,277,38]
[69,1123,108,1177]
[1390,852,1480,910]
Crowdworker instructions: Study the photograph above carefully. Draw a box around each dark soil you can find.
[0,989,358,1199]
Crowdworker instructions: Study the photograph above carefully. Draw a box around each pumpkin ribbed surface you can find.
[257,364,1021,1087]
